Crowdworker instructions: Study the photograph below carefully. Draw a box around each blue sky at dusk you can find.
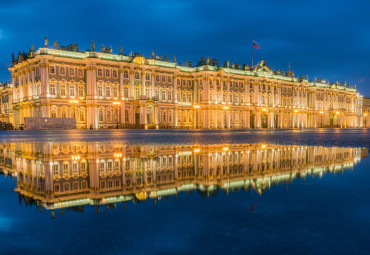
[1,0,369,95]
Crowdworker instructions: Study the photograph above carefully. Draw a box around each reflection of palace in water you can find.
[0,143,367,215]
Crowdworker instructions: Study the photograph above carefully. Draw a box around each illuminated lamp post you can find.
[319,110,324,128]
[113,101,121,129]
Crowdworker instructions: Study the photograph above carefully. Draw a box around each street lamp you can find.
[113,101,121,129]
[319,110,324,128]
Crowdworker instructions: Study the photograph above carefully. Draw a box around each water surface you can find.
[0,130,369,254]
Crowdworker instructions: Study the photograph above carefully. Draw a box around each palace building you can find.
[6,39,365,129]
[1,142,365,214]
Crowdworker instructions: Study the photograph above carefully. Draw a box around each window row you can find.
[50,66,84,77]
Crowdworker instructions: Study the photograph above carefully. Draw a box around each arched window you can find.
[107,111,112,123]
[124,87,129,98]
[79,109,85,121]
[61,110,67,118]
[60,67,65,75]
[60,84,66,96]
[124,70,129,78]
[98,86,103,97]
[69,85,75,97]
[78,85,84,97]
[169,111,173,122]
[50,84,56,96]
[105,85,111,97]
[134,87,140,99]
[135,72,139,79]
[145,87,151,98]
[168,90,172,101]
[113,70,117,78]
[99,110,104,122]
[125,110,129,122]
[113,86,118,98]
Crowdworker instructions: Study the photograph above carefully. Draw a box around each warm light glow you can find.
[223,147,229,151]
[223,106,229,110]
[262,108,267,111]
[319,110,324,114]
[336,111,340,115]
[364,113,368,116]
[72,155,80,160]
[193,105,200,109]
[261,144,266,149]
[113,101,121,105]
[70,100,79,103]
[294,110,299,113]
[114,153,122,158]
[194,148,200,152]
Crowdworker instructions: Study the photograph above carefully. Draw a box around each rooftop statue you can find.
[120,45,123,55]
[91,41,95,51]
[44,36,48,48]
[151,50,155,59]
[174,54,176,63]
[101,45,105,52]
[73,44,78,52]
[54,40,59,49]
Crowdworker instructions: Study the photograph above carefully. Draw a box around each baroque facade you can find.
[7,41,364,129]
[0,142,365,214]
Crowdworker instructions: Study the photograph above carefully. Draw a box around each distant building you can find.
[6,40,365,129]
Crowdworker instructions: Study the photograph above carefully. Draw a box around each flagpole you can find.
[251,40,254,69]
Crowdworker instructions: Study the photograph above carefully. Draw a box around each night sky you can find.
[1,0,369,96]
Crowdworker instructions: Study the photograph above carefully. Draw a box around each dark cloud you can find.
[1,0,369,95]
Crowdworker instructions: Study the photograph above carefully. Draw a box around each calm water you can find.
[0,129,370,255]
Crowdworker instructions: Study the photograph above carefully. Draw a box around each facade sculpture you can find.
[4,41,366,129]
